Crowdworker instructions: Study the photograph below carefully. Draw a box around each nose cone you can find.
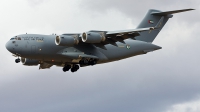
[5,41,13,53]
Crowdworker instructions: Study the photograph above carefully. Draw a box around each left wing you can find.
[60,17,163,49]
[92,16,164,49]
[59,17,164,50]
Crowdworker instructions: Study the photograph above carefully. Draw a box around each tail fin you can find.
[135,9,194,43]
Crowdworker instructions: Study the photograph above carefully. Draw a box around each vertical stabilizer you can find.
[135,9,194,43]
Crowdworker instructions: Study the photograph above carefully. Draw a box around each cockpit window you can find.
[13,36,21,40]
[18,37,21,40]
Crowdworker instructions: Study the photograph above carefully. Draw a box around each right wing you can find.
[92,16,164,49]
[60,17,164,49]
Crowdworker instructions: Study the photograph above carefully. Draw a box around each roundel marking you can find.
[126,45,131,49]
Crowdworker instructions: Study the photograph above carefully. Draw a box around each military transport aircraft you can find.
[5,9,194,72]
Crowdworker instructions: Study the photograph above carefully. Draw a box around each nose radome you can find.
[5,41,9,50]
[5,41,12,53]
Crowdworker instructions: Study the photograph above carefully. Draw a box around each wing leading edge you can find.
[61,9,194,49]
[106,16,164,35]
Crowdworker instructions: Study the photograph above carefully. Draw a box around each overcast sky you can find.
[0,0,200,112]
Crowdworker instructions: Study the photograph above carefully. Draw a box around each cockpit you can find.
[10,36,21,40]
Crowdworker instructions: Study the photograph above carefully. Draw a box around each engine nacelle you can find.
[21,58,39,66]
[55,35,79,46]
[81,32,106,43]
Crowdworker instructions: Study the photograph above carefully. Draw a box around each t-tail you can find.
[135,9,194,43]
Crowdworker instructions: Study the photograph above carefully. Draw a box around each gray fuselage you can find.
[6,34,161,66]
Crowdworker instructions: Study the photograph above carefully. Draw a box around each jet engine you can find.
[55,35,79,46]
[21,58,39,66]
[81,32,106,43]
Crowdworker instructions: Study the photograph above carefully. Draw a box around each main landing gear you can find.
[62,59,97,73]
[71,65,79,73]
[63,64,80,73]
[79,59,97,66]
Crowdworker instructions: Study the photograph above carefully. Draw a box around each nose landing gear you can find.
[15,58,20,63]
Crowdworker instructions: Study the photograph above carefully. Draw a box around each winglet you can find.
[151,9,195,16]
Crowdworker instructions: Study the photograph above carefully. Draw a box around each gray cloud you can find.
[26,0,51,6]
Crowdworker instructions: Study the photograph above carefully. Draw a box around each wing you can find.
[91,16,164,49]
[60,17,163,49]
[60,16,164,49]
[106,16,164,39]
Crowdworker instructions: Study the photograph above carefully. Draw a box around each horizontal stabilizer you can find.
[151,9,195,16]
